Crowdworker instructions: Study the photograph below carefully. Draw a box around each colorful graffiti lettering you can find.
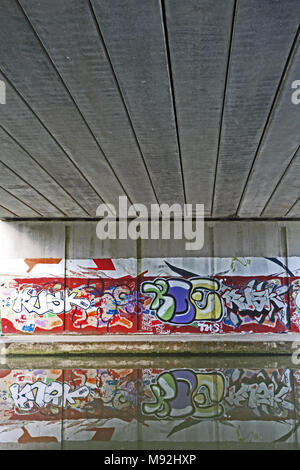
[13,288,91,315]
[141,276,290,330]
[1,277,139,334]
[0,257,299,334]
[141,278,223,324]
[221,280,289,327]
[220,280,290,328]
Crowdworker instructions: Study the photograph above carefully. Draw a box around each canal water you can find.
[0,355,299,450]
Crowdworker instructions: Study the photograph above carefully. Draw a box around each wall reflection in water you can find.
[0,358,299,449]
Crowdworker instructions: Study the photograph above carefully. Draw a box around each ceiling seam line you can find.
[211,0,238,217]
[17,0,133,207]
[88,0,160,206]
[260,143,300,216]
[285,195,300,216]
[235,23,300,217]
[0,184,45,217]
[2,217,300,222]
[15,1,115,209]
[0,159,65,216]
[0,66,98,216]
[0,123,91,217]
[0,206,19,218]
[160,0,187,205]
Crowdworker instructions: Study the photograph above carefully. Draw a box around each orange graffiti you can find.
[18,426,58,444]
[24,258,62,273]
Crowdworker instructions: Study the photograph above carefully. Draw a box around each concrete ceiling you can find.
[0,0,299,219]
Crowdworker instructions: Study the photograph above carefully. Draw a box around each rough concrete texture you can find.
[1,219,300,259]
[2,353,296,371]
[0,333,299,356]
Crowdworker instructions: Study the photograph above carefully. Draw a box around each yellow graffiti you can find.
[190,279,223,321]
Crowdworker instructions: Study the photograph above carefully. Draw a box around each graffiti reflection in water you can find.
[0,363,299,449]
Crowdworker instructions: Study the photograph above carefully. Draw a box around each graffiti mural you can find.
[1,277,139,334]
[141,278,223,324]
[220,279,290,328]
[141,276,290,332]
[0,256,300,334]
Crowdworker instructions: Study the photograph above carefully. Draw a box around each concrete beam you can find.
[0,333,298,356]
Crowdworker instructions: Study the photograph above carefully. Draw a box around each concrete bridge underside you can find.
[0,0,299,219]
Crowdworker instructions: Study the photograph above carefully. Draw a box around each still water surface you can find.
[0,355,299,450]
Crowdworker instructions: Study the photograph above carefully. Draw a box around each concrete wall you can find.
[0,220,299,335]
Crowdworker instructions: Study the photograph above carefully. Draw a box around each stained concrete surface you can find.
[1,333,300,356]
